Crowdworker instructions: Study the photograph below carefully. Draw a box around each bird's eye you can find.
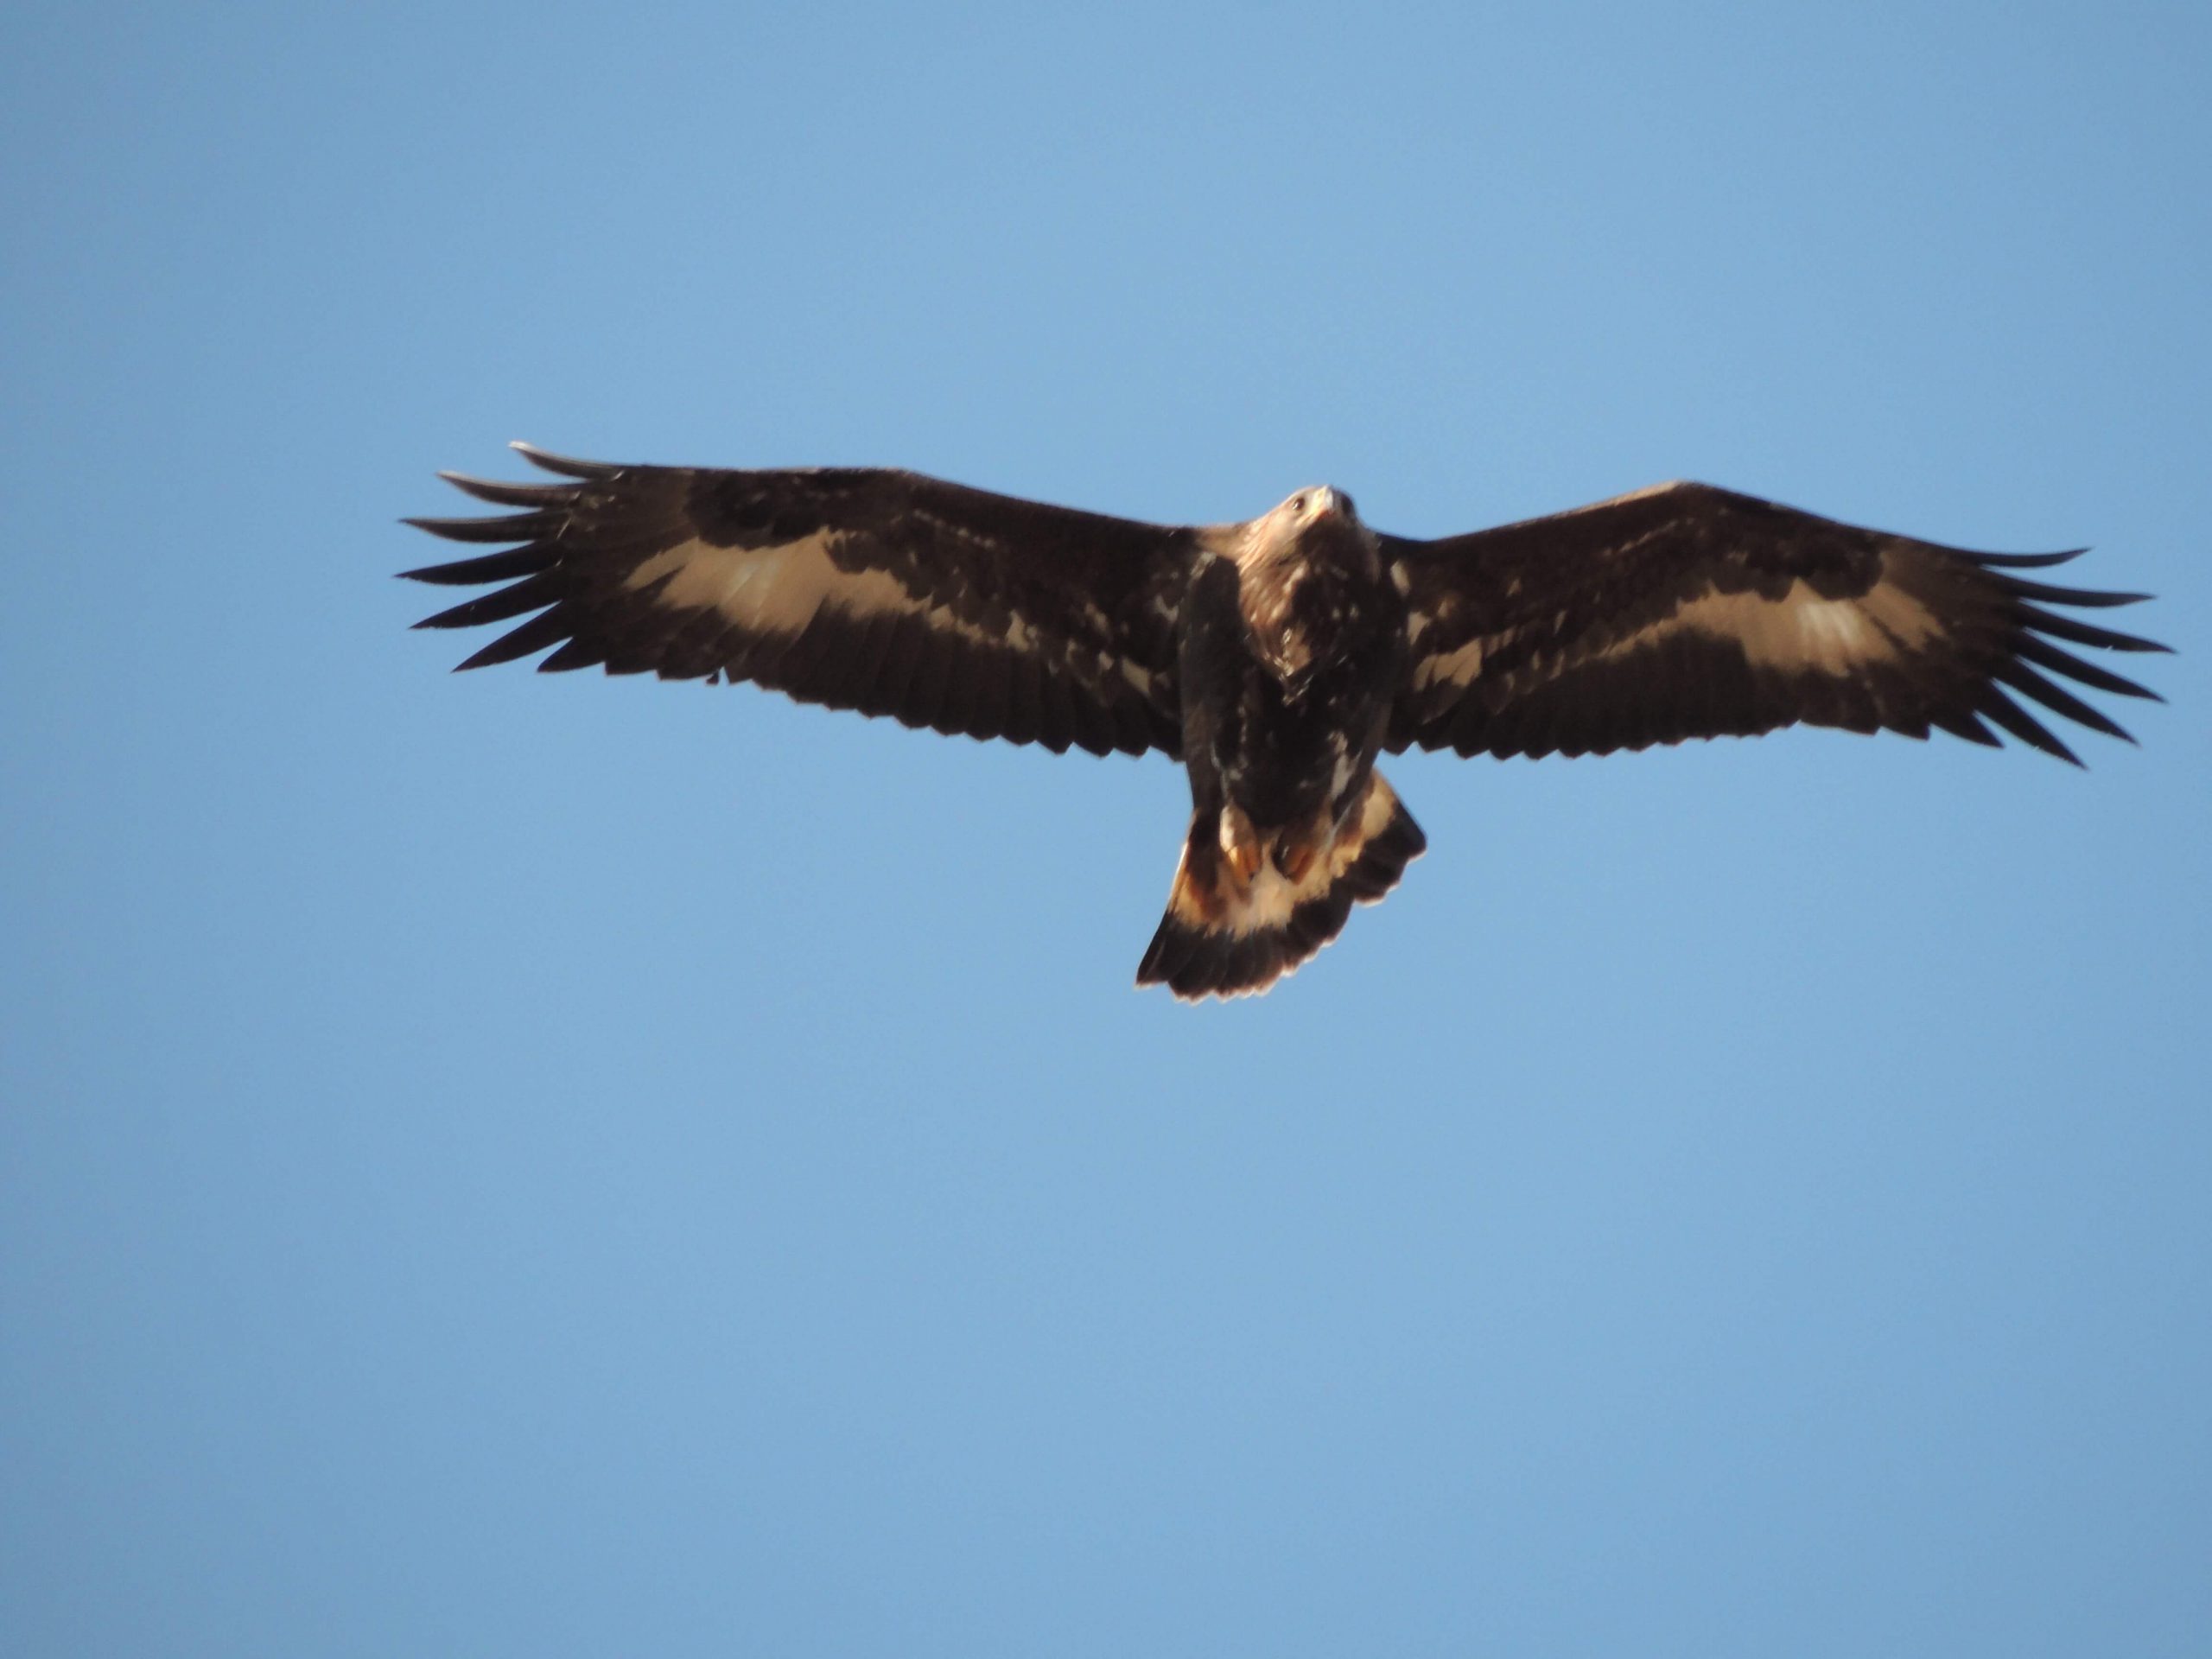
[1290,493,1307,514]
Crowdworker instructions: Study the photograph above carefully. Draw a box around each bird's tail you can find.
[1135,770,1426,1001]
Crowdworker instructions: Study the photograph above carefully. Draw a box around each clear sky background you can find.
[4,3,2208,1654]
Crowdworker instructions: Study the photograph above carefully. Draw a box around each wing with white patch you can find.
[1382,481,2167,765]
[404,446,1207,756]
[411,442,1211,752]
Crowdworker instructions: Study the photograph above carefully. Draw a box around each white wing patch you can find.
[1627,573,1946,672]
[626,532,1019,657]
[627,532,907,633]
[1413,563,1947,691]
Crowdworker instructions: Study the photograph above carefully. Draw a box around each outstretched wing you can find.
[404,445,1206,757]
[1384,481,2167,766]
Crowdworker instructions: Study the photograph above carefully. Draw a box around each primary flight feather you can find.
[406,445,2167,1000]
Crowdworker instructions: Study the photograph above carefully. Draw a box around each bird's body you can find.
[1194,487,1405,831]
[1142,490,1421,995]
[406,446,2166,1000]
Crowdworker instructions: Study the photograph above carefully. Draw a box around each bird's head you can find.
[1248,485,1378,576]
[1280,485,1357,530]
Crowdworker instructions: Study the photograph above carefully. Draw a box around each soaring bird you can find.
[405,446,2166,1000]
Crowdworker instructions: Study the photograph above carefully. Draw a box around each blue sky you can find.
[3,3,2208,1654]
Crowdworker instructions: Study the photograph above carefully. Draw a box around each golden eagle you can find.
[406,446,2165,1000]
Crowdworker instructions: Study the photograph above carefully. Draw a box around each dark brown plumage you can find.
[405,447,2167,1000]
